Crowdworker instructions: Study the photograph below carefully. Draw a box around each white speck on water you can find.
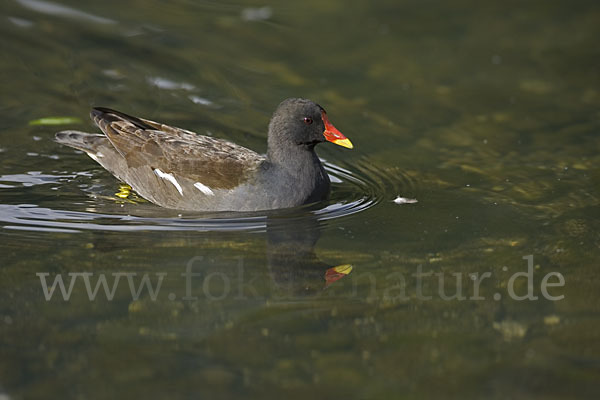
[26,152,38,157]
[154,168,183,196]
[189,95,213,106]
[148,77,195,91]
[103,69,124,79]
[241,6,272,21]
[393,196,418,205]
[8,16,34,28]
[32,136,42,141]
[194,182,214,196]
[16,0,116,24]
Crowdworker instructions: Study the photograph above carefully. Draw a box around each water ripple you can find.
[0,160,415,233]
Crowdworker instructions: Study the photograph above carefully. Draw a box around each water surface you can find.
[1,0,599,398]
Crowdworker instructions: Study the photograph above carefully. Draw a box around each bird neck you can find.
[267,145,320,172]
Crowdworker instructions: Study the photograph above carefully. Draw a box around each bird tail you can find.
[55,130,108,153]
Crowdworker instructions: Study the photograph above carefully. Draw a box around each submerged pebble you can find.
[493,320,527,341]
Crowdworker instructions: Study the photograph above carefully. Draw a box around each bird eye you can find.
[303,117,313,125]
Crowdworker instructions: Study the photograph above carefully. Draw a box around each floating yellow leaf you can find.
[115,184,132,199]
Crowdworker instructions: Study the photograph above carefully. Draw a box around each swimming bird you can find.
[55,98,353,211]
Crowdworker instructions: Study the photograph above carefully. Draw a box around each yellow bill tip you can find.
[332,264,353,274]
[332,138,353,149]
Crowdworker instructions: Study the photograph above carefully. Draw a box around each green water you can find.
[1,0,599,398]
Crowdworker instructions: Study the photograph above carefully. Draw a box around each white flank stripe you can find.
[194,182,214,196]
[154,168,183,196]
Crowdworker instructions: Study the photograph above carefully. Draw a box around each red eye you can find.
[303,117,313,125]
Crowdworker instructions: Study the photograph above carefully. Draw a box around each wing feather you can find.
[91,108,264,189]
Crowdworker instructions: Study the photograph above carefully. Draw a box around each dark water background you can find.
[1,0,599,398]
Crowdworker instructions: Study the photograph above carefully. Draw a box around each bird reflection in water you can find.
[265,213,352,296]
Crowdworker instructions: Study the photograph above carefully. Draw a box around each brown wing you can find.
[91,107,264,189]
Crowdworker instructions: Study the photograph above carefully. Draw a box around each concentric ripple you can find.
[0,159,416,233]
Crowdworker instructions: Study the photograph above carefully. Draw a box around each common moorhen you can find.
[55,98,353,211]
